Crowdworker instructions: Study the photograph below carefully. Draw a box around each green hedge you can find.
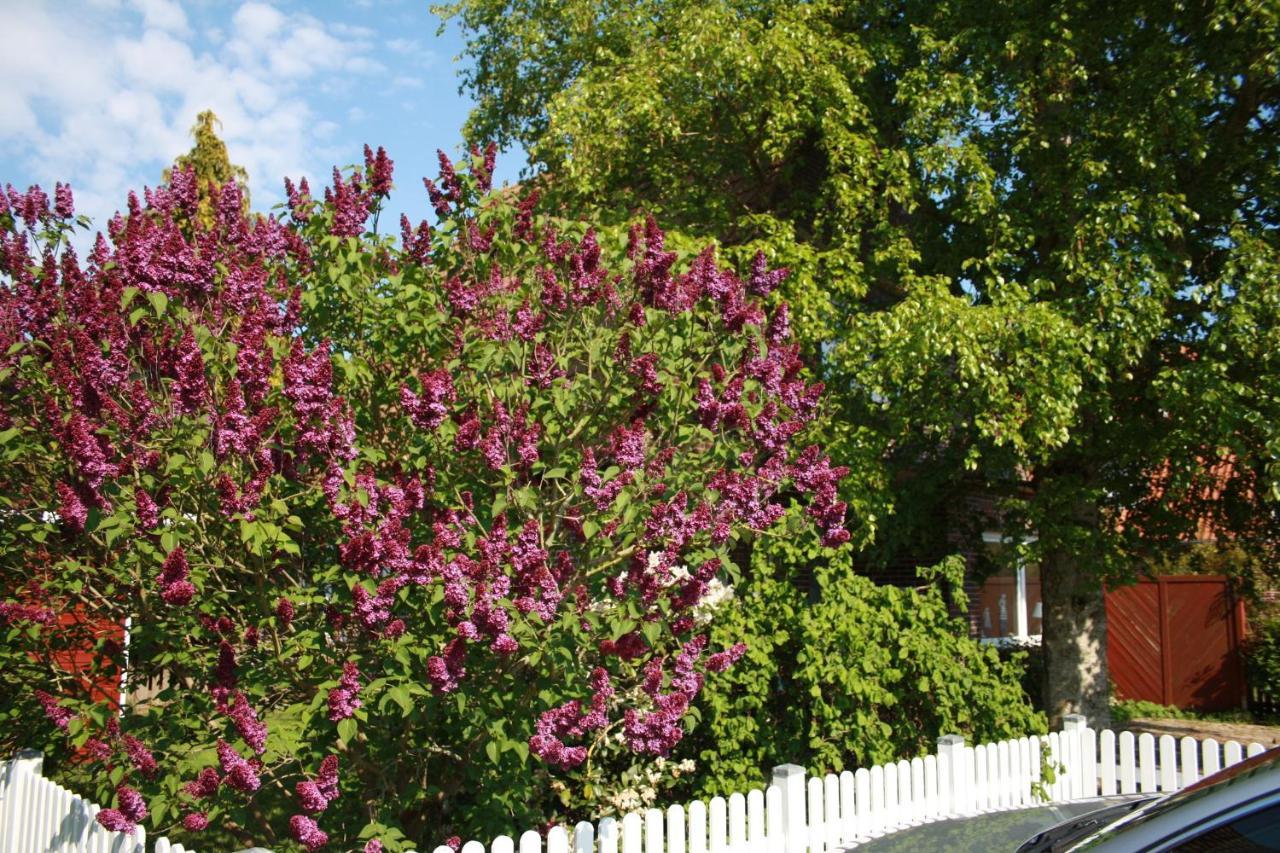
[672,512,1046,795]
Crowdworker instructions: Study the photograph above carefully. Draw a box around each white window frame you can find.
[979,531,1041,647]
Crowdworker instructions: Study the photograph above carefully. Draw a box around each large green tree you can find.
[439,0,1280,724]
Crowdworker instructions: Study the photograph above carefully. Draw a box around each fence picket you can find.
[909,758,924,822]
[804,778,823,853]
[1202,738,1221,777]
[1119,731,1137,794]
[837,772,855,842]
[599,817,620,853]
[922,756,937,820]
[1099,730,1116,795]
[463,840,486,853]
[689,800,708,853]
[1159,736,1178,792]
[622,812,643,853]
[1179,737,1199,788]
[765,786,784,853]
[1045,734,1061,801]
[645,808,664,853]
[868,765,884,837]
[1062,730,1079,801]
[962,746,977,815]
[822,775,839,851]
[548,826,570,853]
[972,744,987,812]
[994,741,1008,808]
[987,745,1000,809]
[1082,729,1098,798]
[494,835,516,853]
[575,822,595,853]
[747,790,765,853]
[730,792,747,853]
[935,754,950,819]
[1138,733,1157,793]
[896,758,916,824]
[668,804,687,853]
[1249,743,1266,758]
[1225,740,1244,767]
[883,760,899,831]
[710,797,728,853]
[1026,736,1039,806]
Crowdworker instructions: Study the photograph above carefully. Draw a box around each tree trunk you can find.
[1041,549,1111,729]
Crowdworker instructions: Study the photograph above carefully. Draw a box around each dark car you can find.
[851,746,1280,851]
[1017,745,1280,851]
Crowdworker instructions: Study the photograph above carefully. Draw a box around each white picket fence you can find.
[2,718,1269,853]
[0,752,192,853]
[430,716,1269,853]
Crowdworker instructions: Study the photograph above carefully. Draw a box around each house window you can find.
[978,532,1042,644]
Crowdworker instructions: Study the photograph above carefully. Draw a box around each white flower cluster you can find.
[603,756,698,814]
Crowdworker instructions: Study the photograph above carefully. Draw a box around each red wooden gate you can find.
[1106,576,1248,711]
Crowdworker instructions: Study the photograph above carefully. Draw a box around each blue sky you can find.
[0,0,524,234]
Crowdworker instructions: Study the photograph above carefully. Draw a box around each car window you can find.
[1170,801,1280,851]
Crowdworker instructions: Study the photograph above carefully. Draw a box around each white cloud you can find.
[0,1,380,229]
[387,37,418,54]
[131,0,189,35]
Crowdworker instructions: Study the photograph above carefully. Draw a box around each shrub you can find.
[0,149,848,850]
[672,523,1046,795]
[1244,618,1280,705]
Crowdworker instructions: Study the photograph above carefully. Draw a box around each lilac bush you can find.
[0,145,848,850]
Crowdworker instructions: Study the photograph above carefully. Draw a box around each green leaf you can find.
[337,717,357,745]
[388,686,412,717]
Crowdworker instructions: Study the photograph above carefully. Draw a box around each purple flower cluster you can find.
[364,144,394,198]
[96,784,147,835]
[284,339,356,464]
[174,329,209,413]
[291,814,330,851]
[622,636,714,755]
[327,661,362,721]
[470,141,498,194]
[277,596,294,628]
[228,691,268,754]
[296,754,341,814]
[216,739,261,793]
[423,150,464,219]
[158,546,196,606]
[134,487,159,529]
[528,667,613,768]
[183,767,221,800]
[401,368,456,431]
[0,601,54,627]
[324,167,371,238]
[401,214,432,264]
[791,446,852,547]
[466,399,541,471]
[4,182,52,227]
[122,734,158,777]
[284,176,313,222]
[35,689,74,729]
